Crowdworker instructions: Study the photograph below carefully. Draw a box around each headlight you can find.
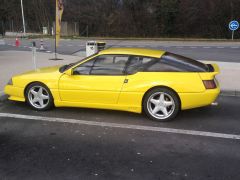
[7,79,13,85]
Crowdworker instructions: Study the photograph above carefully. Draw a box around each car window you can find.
[126,53,208,73]
[91,55,129,75]
[73,59,95,75]
[146,61,184,72]
[159,52,209,72]
[126,56,158,74]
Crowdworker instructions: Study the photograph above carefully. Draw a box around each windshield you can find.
[59,53,97,73]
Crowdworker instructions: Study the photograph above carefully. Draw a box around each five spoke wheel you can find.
[143,88,180,121]
[147,92,175,119]
[26,83,53,110]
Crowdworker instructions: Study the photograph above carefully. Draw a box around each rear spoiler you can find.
[198,63,220,80]
[210,63,220,74]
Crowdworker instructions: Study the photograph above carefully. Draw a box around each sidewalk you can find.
[0,51,80,94]
[202,61,240,96]
[0,51,240,98]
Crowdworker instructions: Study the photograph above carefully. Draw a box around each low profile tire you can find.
[25,82,54,111]
[143,87,180,122]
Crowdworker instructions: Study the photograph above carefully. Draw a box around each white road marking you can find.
[0,113,240,140]
[230,47,239,49]
[46,51,51,53]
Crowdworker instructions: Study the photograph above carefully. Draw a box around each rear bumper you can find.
[179,87,220,110]
[4,85,25,102]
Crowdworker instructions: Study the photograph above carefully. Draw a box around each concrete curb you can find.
[0,93,8,102]
[0,90,239,103]
[0,92,8,102]
[220,90,240,97]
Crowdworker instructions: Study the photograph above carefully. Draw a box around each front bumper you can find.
[4,85,25,102]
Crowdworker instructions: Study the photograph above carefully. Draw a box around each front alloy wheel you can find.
[143,88,180,122]
[26,83,53,110]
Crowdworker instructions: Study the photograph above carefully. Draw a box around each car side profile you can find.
[4,48,220,121]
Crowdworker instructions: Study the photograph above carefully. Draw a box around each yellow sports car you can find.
[4,48,220,121]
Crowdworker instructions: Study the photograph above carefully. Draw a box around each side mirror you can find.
[64,69,72,76]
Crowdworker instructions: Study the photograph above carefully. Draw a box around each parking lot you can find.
[1,38,240,179]
[2,0,240,179]
[0,95,240,179]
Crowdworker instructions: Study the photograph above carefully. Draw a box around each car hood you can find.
[19,65,61,75]
[11,65,63,89]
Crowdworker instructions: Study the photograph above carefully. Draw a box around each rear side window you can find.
[158,52,209,72]
[126,53,209,73]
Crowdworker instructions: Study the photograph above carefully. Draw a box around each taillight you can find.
[203,80,216,89]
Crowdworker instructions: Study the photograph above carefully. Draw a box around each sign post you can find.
[229,20,239,40]
[49,0,64,61]
[32,41,37,70]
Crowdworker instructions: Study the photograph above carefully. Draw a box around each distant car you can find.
[4,48,220,121]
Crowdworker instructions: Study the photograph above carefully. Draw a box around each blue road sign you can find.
[229,20,239,31]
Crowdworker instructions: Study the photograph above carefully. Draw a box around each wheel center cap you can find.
[158,101,164,107]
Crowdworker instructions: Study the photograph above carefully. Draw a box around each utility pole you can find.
[20,0,26,36]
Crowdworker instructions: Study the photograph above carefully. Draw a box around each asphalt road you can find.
[0,95,240,179]
[1,38,240,62]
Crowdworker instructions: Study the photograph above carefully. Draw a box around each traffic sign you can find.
[229,20,239,31]
[229,20,239,40]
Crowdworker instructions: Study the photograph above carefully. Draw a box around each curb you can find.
[220,90,240,97]
[0,92,8,102]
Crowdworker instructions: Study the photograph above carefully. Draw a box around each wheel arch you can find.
[141,85,182,111]
[24,81,51,97]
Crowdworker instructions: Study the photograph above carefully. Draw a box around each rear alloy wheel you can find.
[143,88,180,122]
[26,83,54,111]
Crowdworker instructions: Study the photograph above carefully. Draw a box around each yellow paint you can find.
[4,48,220,113]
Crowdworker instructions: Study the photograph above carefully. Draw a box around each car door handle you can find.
[124,79,128,83]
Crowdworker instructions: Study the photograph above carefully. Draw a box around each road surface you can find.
[0,95,240,179]
[1,38,240,62]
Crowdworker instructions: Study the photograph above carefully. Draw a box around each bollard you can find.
[40,39,45,51]
[15,38,20,47]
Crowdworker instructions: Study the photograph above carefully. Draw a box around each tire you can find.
[143,87,180,122]
[25,82,54,111]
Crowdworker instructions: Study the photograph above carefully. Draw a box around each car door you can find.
[59,55,129,104]
[121,56,157,91]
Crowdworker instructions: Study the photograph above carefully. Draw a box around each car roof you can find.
[98,48,165,58]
